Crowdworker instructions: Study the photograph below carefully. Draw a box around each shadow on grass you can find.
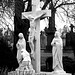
[41,56,75,75]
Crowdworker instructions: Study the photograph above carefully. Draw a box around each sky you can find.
[40,18,48,31]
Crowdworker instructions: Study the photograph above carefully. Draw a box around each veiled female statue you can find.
[51,31,66,74]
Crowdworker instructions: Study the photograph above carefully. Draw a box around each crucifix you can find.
[22,0,51,73]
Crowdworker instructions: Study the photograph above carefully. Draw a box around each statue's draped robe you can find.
[51,37,63,70]
[16,38,26,64]
[16,37,34,72]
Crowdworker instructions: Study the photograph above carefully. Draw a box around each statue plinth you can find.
[35,72,72,75]
[8,71,72,75]
[50,73,71,75]
[49,72,72,75]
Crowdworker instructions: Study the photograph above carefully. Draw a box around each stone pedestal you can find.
[49,72,71,75]
[37,72,72,75]
[8,71,72,75]
[51,73,71,75]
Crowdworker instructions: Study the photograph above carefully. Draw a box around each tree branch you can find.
[60,7,74,18]
[54,0,60,7]
[56,11,65,22]
[56,2,75,9]
[42,0,50,10]
[60,7,68,16]
[59,6,75,24]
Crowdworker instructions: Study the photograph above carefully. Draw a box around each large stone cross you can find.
[22,0,51,73]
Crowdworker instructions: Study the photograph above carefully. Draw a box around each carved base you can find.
[8,71,72,75]
[49,72,71,75]
[37,72,72,75]
[50,73,71,75]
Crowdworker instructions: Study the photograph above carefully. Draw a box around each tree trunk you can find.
[49,6,56,32]
[46,6,56,51]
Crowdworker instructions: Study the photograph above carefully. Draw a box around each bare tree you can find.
[40,0,75,31]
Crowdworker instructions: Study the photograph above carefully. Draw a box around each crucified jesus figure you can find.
[27,14,46,59]
[28,19,36,59]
